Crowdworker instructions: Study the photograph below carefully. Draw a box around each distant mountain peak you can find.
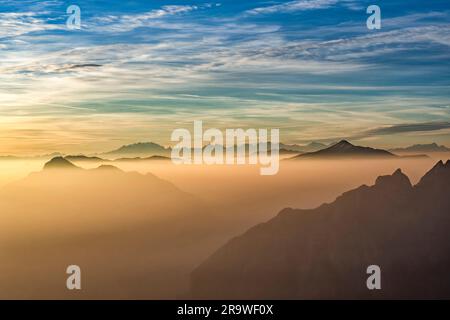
[103,142,170,158]
[375,168,412,190]
[43,157,79,170]
[111,142,166,152]
[125,142,159,147]
[95,164,121,172]
[64,155,106,162]
[306,141,326,148]
[308,141,324,146]
[328,140,354,149]
[390,143,450,154]
[292,140,394,159]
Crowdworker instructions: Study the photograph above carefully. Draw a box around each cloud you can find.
[66,64,102,69]
[86,5,201,33]
[0,1,449,153]
[360,122,450,137]
[0,12,62,39]
[289,23,450,60]
[246,0,340,15]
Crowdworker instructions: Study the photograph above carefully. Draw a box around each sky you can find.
[0,0,449,155]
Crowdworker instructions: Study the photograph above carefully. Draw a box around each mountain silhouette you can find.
[95,164,122,171]
[303,141,327,152]
[277,143,304,153]
[390,143,450,154]
[191,160,450,299]
[1,157,231,299]
[43,156,80,170]
[291,140,395,159]
[103,142,171,159]
[65,155,108,162]
[36,157,182,196]
[280,142,326,153]
[113,155,172,162]
[202,143,302,157]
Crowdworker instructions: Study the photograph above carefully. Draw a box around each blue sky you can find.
[0,0,449,154]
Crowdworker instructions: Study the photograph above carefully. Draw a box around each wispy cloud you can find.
[363,122,450,136]
[246,0,340,15]
[0,12,62,39]
[0,1,449,154]
[86,4,213,33]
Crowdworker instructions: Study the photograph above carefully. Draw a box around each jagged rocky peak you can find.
[425,160,447,176]
[375,168,412,189]
[417,160,450,187]
[190,161,450,299]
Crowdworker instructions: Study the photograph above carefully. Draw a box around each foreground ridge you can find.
[191,160,450,299]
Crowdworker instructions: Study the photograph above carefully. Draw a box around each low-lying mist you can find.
[0,154,448,299]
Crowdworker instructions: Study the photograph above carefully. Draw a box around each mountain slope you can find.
[291,140,395,160]
[303,141,327,152]
[43,156,81,170]
[191,160,450,299]
[64,155,109,162]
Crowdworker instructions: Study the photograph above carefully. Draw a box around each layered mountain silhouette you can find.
[291,140,396,159]
[43,156,80,169]
[191,160,450,299]
[279,143,304,153]
[0,152,64,161]
[390,143,450,154]
[114,155,171,162]
[99,140,328,160]
[64,155,108,162]
[102,142,171,159]
[280,142,327,153]
[0,157,232,299]
[302,141,327,152]
[7,157,193,217]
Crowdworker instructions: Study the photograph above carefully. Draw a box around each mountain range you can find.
[0,157,233,299]
[101,142,172,159]
[191,160,450,299]
[291,140,397,160]
[390,143,450,154]
[280,142,326,153]
[2,141,448,161]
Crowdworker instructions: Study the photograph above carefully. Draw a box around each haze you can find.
[1,154,447,299]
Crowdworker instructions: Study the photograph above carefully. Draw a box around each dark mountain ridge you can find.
[191,160,450,299]
[291,140,396,159]
[43,156,80,170]
[102,142,171,158]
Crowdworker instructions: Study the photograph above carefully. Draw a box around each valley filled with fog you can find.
[1,153,448,298]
